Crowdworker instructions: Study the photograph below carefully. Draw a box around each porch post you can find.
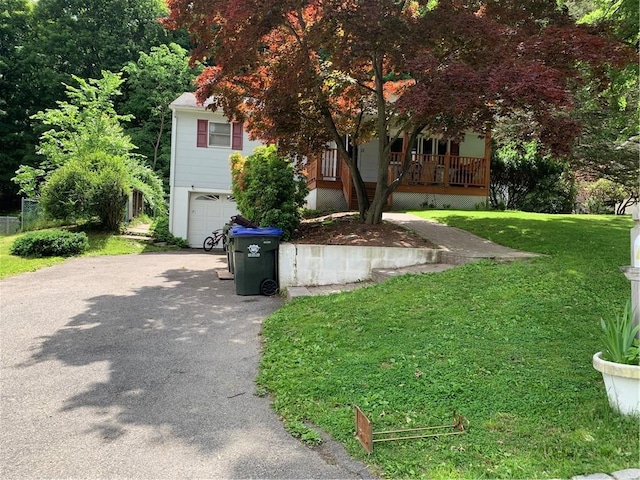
[316,152,323,181]
[483,130,492,189]
[621,206,640,338]
[444,150,450,187]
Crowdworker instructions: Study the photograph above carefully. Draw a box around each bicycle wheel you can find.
[203,236,215,251]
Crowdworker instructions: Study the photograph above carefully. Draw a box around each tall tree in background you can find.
[163,0,630,224]
[0,0,39,203]
[562,0,639,206]
[122,43,200,185]
[26,0,174,99]
[14,72,165,230]
[0,0,189,208]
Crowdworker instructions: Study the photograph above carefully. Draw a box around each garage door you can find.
[187,193,239,248]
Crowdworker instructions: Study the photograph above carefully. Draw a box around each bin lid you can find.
[230,226,283,237]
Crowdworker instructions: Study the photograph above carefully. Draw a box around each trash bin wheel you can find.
[260,278,278,296]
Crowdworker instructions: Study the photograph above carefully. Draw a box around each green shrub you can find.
[582,178,625,214]
[40,153,131,231]
[11,230,89,257]
[490,141,576,213]
[151,216,189,248]
[230,145,308,240]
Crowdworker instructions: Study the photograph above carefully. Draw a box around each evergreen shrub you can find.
[11,230,89,257]
[230,145,308,240]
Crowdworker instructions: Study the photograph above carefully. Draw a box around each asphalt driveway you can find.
[0,251,368,479]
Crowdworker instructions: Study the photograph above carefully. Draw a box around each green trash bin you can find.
[230,226,283,295]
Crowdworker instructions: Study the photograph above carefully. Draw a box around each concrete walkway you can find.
[383,212,539,263]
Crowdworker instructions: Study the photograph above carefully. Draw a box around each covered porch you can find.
[304,134,491,210]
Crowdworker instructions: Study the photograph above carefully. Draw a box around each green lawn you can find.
[0,230,179,279]
[257,211,639,479]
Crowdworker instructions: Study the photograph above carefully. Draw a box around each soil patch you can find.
[292,213,437,248]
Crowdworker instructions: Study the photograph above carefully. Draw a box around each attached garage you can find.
[168,93,265,245]
[187,192,239,248]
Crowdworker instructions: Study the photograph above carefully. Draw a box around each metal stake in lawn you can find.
[355,405,468,454]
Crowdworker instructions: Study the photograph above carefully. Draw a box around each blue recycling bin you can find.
[230,226,283,295]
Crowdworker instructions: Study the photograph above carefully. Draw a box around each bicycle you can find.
[203,229,227,252]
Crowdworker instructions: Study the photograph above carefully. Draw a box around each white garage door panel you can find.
[188,193,239,248]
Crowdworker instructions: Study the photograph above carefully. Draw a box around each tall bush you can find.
[490,141,576,213]
[40,153,130,230]
[13,72,165,231]
[230,146,308,240]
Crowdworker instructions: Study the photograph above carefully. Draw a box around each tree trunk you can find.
[364,52,389,225]
[152,111,166,171]
[365,124,423,225]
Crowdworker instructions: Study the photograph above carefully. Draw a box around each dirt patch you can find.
[292,213,436,248]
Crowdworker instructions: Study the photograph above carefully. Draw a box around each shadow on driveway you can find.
[1,252,367,478]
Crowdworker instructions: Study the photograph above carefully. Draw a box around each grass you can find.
[0,229,181,279]
[257,210,639,479]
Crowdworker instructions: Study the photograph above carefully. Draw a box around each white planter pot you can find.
[593,352,640,416]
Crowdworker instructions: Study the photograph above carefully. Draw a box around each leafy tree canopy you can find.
[0,0,190,208]
[13,71,165,229]
[0,0,38,202]
[163,0,632,223]
[121,42,200,183]
[561,0,639,202]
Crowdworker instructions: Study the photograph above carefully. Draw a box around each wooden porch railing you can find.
[388,152,488,188]
[305,149,489,192]
[321,148,339,180]
[305,149,341,187]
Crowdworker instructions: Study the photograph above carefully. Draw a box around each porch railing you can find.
[306,149,488,190]
[321,148,340,181]
[389,152,487,188]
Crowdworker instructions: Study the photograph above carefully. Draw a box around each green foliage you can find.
[562,1,639,199]
[12,165,46,200]
[582,178,627,214]
[31,71,135,170]
[90,157,130,231]
[125,157,166,216]
[490,141,576,213]
[39,160,94,221]
[230,146,308,240]
[122,43,200,186]
[10,229,88,257]
[0,0,38,206]
[259,211,638,478]
[0,0,189,209]
[151,216,189,248]
[600,300,640,365]
[40,153,130,231]
[283,420,323,446]
[15,72,165,231]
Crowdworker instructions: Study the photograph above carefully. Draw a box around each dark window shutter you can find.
[232,122,243,150]
[450,141,460,156]
[197,119,208,147]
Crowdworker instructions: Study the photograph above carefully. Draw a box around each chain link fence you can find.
[21,198,44,231]
[0,216,20,234]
